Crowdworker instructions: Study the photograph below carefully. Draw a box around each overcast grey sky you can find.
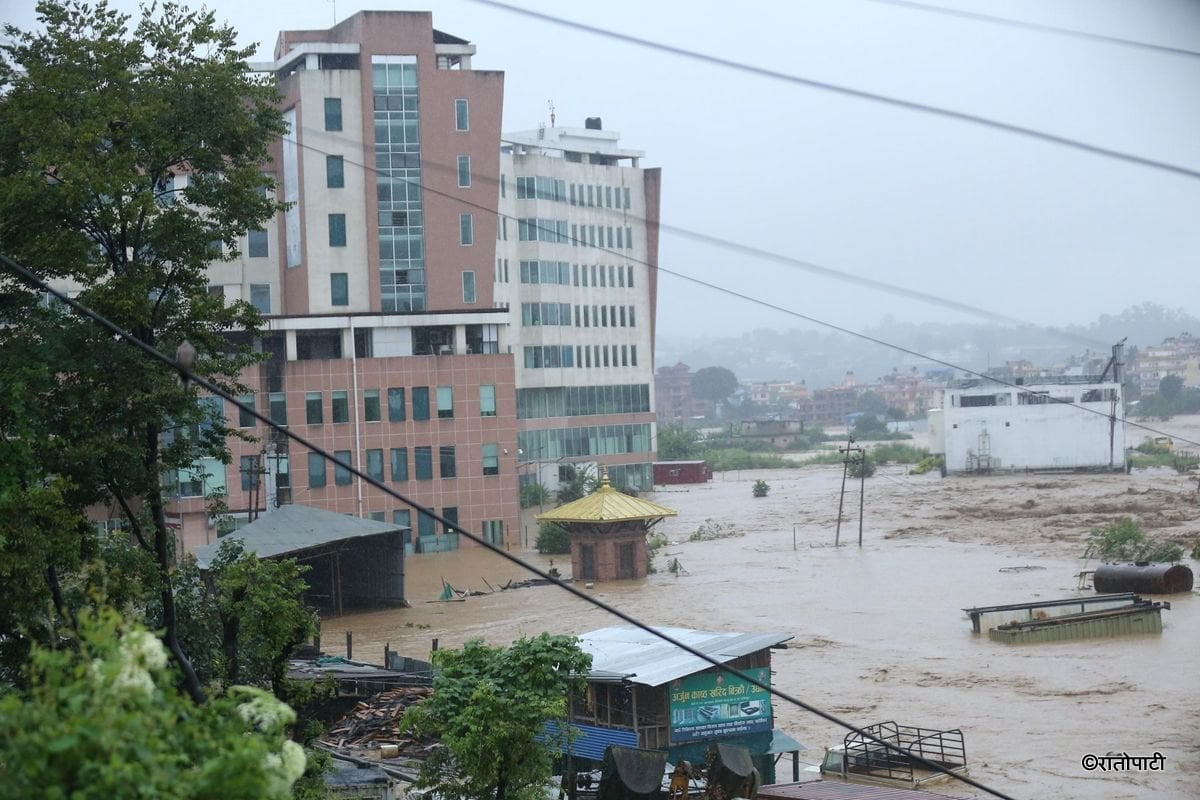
[7,0,1200,340]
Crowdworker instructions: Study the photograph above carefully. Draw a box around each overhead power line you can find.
[0,250,1020,800]
[862,0,1200,59]
[278,132,1198,450]
[468,0,1200,182]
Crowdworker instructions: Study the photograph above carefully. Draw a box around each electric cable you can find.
[861,0,1200,59]
[466,0,1200,182]
[281,134,1200,451]
[1,249,1020,799]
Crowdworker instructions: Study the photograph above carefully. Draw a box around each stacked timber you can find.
[324,686,434,752]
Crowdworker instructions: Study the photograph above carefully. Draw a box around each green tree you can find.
[1158,374,1183,402]
[857,391,888,416]
[691,366,739,406]
[0,0,286,701]
[658,424,702,460]
[555,464,598,505]
[0,607,307,800]
[534,522,570,555]
[1086,517,1182,562]
[405,635,593,800]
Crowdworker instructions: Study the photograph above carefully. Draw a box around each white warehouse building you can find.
[930,378,1126,474]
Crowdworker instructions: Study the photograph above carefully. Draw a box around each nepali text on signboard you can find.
[668,667,771,743]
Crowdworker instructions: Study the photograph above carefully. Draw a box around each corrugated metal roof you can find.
[579,626,792,687]
[193,504,405,567]
[758,780,958,800]
[537,475,678,523]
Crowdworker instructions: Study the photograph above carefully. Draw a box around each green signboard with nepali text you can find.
[668,667,772,743]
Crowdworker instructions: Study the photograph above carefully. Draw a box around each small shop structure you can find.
[538,474,677,581]
[653,461,712,485]
[193,503,406,613]
[548,626,804,783]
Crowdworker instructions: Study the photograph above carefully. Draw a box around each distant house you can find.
[738,418,806,449]
[931,378,1125,474]
[654,461,712,484]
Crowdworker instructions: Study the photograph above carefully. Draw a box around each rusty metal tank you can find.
[1093,563,1193,594]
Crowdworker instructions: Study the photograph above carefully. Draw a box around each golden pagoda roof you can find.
[537,473,678,524]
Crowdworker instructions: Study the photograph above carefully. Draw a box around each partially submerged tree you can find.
[691,366,739,408]
[405,635,592,800]
[0,0,286,700]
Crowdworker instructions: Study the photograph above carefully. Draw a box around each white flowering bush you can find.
[0,608,306,800]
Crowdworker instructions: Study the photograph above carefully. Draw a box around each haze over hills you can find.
[657,303,1200,388]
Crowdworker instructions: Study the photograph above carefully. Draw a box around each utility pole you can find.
[835,438,862,547]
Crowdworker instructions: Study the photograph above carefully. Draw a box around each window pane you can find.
[363,389,380,422]
[418,509,435,537]
[459,213,473,245]
[308,452,326,487]
[238,392,256,428]
[442,507,458,535]
[437,386,454,419]
[457,154,471,187]
[331,273,349,306]
[367,449,384,481]
[305,391,323,424]
[462,270,476,303]
[329,214,347,247]
[415,446,433,479]
[268,392,287,425]
[387,387,406,421]
[455,98,469,131]
[391,447,408,481]
[439,445,456,478]
[412,387,430,420]
[250,284,271,314]
[326,155,345,188]
[480,384,496,417]
[482,443,499,475]
[248,230,268,258]
[334,450,352,485]
[324,97,342,131]
[332,390,349,423]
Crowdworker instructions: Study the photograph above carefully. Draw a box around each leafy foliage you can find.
[1086,517,1183,563]
[691,366,739,405]
[0,0,287,702]
[869,443,930,464]
[0,607,306,800]
[752,480,770,498]
[688,519,742,542]
[701,448,791,471]
[555,464,598,504]
[847,453,876,479]
[658,425,703,460]
[534,523,570,555]
[404,635,592,800]
[519,482,551,508]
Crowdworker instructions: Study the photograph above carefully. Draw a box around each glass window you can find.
[480,384,496,417]
[332,390,349,423]
[240,455,259,492]
[390,447,408,481]
[462,270,476,304]
[326,155,345,188]
[387,387,406,422]
[482,443,499,475]
[324,97,342,131]
[624,187,631,208]
[459,213,473,245]
[393,508,411,529]
[328,214,347,247]
[455,98,469,131]
[250,284,271,314]
[363,389,381,422]
[437,386,454,419]
[442,507,458,535]
[330,273,349,306]
[308,452,326,488]
[418,509,435,538]
[457,154,471,187]
[238,392,256,428]
[366,449,384,481]
[268,392,287,425]
[305,391,323,424]
[414,446,433,480]
[248,230,268,258]
[439,445,456,478]
[412,386,430,420]
[334,450,352,485]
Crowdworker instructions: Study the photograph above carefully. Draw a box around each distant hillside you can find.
[656,303,1200,388]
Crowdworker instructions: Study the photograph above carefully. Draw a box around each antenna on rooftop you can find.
[328,0,337,25]
[548,99,556,127]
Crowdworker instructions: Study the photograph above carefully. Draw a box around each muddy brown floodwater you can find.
[321,428,1200,800]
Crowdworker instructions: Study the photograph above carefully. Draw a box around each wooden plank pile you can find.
[324,686,434,751]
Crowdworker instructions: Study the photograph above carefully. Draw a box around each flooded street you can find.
[321,446,1200,799]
